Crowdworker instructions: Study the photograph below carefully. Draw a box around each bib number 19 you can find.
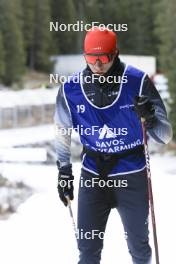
[77,104,85,113]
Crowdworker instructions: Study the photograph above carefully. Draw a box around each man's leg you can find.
[116,169,152,264]
[77,169,111,264]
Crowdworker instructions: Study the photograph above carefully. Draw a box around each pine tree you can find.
[155,0,176,139]
[33,0,52,71]
[51,0,78,53]
[0,0,25,85]
[130,0,159,55]
[0,31,5,80]
[21,0,36,69]
[22,0,52,71]
[91,0,158,55]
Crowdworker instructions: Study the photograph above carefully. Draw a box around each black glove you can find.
[57,162,74,206]
[133,96,157,129]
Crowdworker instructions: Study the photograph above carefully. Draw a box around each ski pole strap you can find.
[82,145,144,178]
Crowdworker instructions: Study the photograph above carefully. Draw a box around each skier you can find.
[54,27,172,264]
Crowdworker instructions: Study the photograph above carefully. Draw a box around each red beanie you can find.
[84,27,117,54]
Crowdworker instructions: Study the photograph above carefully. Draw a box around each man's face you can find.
[85,50,117,75]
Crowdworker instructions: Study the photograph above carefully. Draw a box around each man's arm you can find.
[54,85,74,206]
[54,85,73,166]
[141,75,173,144]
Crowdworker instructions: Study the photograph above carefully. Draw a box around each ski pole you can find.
[141,118,160,264]
[65,195,78,241]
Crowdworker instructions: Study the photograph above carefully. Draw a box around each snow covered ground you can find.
[0,153,176,264]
